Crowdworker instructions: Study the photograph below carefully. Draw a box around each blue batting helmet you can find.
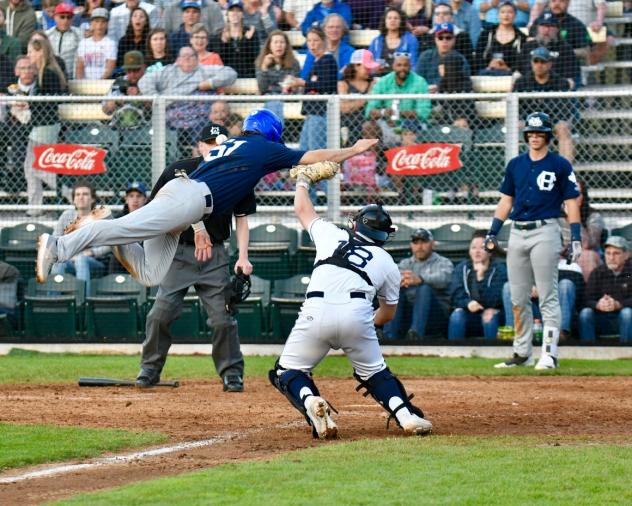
[243,109,283,143]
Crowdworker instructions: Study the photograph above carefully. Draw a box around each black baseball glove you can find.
[224,267,252,315]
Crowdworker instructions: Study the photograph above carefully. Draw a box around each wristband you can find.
[191,221,205,233]
[488,217,504,236]
[570,222,581,242]
[296,181,310,190]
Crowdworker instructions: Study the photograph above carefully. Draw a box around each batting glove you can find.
[484,234,499,253]
[570,240,582,264]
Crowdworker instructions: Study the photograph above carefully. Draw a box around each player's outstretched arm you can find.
[294,178,319,230]
[298,139,378,165]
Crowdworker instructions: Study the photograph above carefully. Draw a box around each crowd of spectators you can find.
[0,1,626,206]
[381,219,631,344]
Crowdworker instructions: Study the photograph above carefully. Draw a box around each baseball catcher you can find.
[269,183,433,439]
[36,109,378,287]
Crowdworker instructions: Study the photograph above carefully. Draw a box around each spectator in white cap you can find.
[109,0,159,43]
[75,8,117,79]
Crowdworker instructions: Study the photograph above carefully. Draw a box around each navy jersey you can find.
[189,134,306,215]
[499,151,579,221]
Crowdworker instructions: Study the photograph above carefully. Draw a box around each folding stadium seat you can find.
[85,274,147,341]
[269,274,311,341]
[0,223,53,281]
[384,223,417,263]
[611,223,632,242]
[234,275,271,342]
[23,274,86,340]
[235,223,299,280]
[431,222,477,262]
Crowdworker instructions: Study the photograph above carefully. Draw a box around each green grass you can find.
[49,436,632,506]
[0,423,165,471]
[1,349,631,384]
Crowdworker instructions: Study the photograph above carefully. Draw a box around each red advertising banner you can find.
[33,144,107,175]
[385,143,462,176]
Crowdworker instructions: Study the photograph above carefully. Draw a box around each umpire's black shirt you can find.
[148,156,257,245]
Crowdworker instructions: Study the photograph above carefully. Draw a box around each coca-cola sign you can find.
[385,143,462,176]
[33,144,107,175]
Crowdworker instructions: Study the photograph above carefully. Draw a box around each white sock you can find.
[542,325,559,357]
[300,387,314,407]
[389,397,412,423]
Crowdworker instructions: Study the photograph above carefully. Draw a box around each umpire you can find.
[136,123,254,391]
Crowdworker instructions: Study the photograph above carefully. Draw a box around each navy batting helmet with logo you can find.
[353,202,396,244]
[523,111,553,143]
[243,109,283,143]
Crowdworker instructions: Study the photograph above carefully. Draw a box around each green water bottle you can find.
[533,319,543,345]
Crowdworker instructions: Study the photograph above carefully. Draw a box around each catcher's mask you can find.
[523,111,553,143]
[225,267,252,315]
[353,201,396,245]
[242,109,283,143]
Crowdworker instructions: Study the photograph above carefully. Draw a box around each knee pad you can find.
[354,367,424,430]
[268,359,321,419]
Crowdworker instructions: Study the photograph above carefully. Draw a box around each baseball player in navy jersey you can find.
[485,112,581,370]
[35,109,378,287]
[269,180,433,439]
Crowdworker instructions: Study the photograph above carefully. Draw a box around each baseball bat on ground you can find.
[78,377,180,388]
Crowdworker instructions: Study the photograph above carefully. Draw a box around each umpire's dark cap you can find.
[412,228,434,242]
[604,236,629,251]
[126,181,148,195]
[199,123,229,143]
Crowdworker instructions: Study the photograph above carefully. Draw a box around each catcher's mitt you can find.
[224,268,252,316]
[64,206,113,235]
[289,160,340,184]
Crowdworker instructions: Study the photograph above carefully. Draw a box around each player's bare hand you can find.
[352,138,379,155]
[467,300,484,313]
[235,257,253,276]
[194,230,213,262]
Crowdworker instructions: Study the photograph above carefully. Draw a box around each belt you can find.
[306,291,367,300]
[513,219,548,231]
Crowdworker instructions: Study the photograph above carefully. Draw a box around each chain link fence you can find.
[1,88,631,342]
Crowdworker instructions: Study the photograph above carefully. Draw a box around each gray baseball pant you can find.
[141,244,244,378]
[506,221,562,358]
[56,178,211,286]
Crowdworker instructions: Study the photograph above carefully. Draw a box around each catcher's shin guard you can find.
[269,360,329,438]
[354,367,425,430]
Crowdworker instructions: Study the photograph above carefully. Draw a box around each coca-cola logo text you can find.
[33,144,107,175]
[385,143,462,176]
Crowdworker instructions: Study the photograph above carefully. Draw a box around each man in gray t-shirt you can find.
[383,227,454,340]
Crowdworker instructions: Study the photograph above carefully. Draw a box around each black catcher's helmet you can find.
[353,201,396,244]
[523,111,553,143]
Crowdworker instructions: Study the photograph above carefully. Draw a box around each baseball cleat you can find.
[401,414,433,436]
[305,396,338,440]
[535,354,558,370]
[494,353,534,368]
[35,233,58,284]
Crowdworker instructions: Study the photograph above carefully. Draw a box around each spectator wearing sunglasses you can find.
[416,22,470,90]
[418,2,476,66]
[46,3,81,78]
[368,6,419,75]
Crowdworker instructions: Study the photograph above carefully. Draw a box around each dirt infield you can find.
[1,376,632,505]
